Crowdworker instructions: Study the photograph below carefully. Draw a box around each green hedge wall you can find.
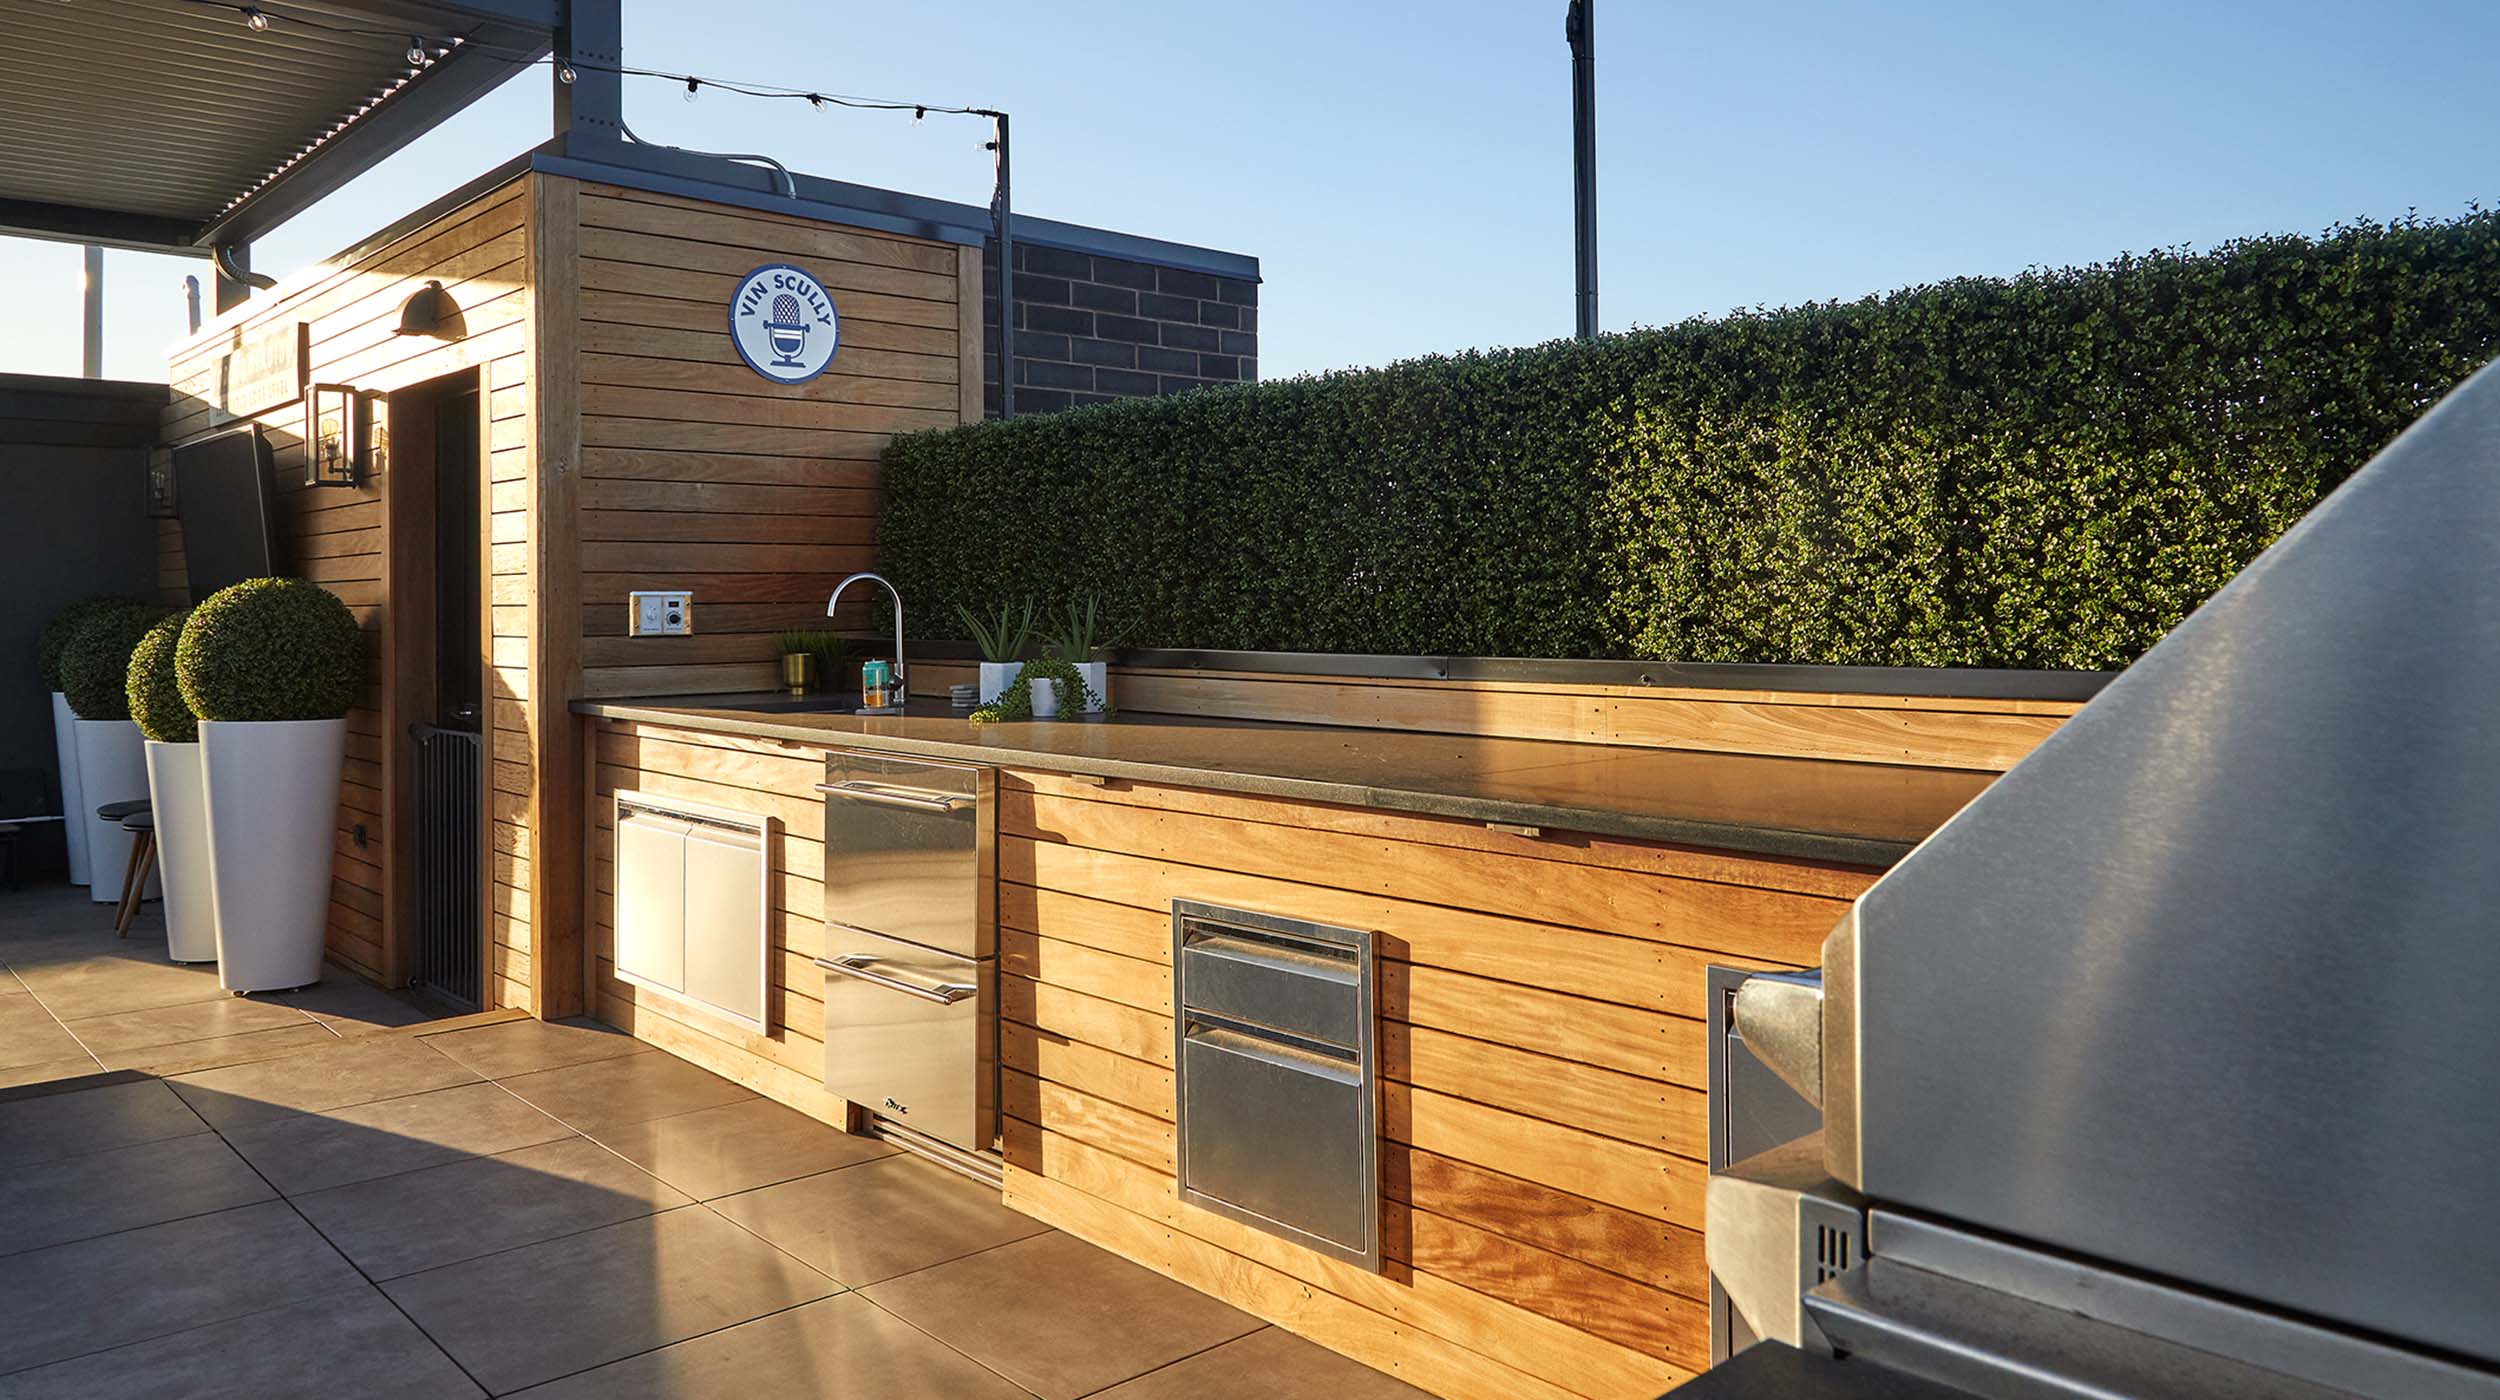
[882,211,2500,669]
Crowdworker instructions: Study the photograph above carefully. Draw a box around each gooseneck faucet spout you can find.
[827,572,905,698]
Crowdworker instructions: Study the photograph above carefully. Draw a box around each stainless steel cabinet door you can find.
[818,750,993,960]
[818,927,994,1153]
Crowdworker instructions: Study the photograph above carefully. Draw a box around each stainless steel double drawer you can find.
[1173,899,1378,1269]
[814,750,996,1157]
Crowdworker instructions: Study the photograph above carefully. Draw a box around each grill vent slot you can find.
[1813,1222,1855,1284]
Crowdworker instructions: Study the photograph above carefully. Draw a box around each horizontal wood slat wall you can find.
[586,716,1884,1400]
[568,183,979,701]
[157,177,536,999]
[906,660,2078,772]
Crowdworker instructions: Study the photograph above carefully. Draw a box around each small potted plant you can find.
[58,601,170,905]
[1039,597,1112,715]
[38,595,146,887]
[774,630,849,695]
[176,578,365,993]
[958,599,1036,703]
[128,610,215,963]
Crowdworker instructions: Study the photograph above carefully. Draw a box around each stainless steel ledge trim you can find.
[1868,1211,2500,1400]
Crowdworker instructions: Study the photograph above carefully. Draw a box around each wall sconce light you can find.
[394,280,450,337]
[307,383,362,487]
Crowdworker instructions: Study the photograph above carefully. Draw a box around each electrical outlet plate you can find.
[628,591,692,636]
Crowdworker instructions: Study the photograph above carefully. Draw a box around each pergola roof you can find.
[0,0,558,254]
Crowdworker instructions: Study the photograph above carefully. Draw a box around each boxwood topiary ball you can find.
[59,602,172,721]
[126,609,195,743]
[38,595,148,692]
[176,578,366,723]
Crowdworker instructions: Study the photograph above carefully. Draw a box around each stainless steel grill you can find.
[410,724,480,1010]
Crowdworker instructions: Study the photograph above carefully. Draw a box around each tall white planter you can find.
[51,692,89,885]
[144,741,217,964]
[201,718,345,992]
[1070,660,1110,714]
[73,719,154,905]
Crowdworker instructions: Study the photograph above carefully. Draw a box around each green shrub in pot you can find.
[175,578,366,992]
[58,602,169,720]
[38,595,147,692]
[126,610,196,743]
[176,577,365,722]
[127,610,218,962]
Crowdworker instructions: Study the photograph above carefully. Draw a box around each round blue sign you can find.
[728,263,840,385]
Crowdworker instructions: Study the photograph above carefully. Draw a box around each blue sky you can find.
[5,1,2495,382]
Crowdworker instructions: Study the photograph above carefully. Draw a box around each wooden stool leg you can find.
[116,831,155,938]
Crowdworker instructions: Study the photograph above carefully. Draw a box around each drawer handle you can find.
[1184,1020,1361,1085]
[815,954,978,1005]
[814,780,969,813]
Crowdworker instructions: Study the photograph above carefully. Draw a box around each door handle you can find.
[815,954,979,1006]
[814,781,969,814]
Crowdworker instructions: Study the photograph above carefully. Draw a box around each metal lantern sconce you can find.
[305,384,385,487]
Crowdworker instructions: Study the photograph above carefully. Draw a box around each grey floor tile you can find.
[0,992,87,1072]
[295,1135,690,1280]
[713,1154,1049,1285]
[1092,1327,1435,1400]
[383,1205,836,1396]
[0,1077,205,1169]
[266,978,455,1035]
[863,1231,1262,1400]
[509,1293,1031,1400]
[221,1080,573,1196]
[0,1131,272,1258]
[9,952,227,1021]
[170,1034,479,1131]
[0,1054,104,1090]
[421,1016,644,1080]
[95,1021,342,1075]
[495,1049,751,1132]
[63,994,319,1056]
[593,1096,895,1201]
[0,1288,481,1400]
[0,1201,365,1374]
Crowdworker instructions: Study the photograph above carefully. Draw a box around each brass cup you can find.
[782,652,817,694]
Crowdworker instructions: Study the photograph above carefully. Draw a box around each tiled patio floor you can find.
[0,884,1430,1399]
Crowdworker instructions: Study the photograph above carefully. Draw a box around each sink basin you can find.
[697,692,864,715]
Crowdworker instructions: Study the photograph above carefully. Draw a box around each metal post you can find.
[81,245,103,377]
[987,110,1015,419]
[1566,0,1598,340]
[183,276,203,335]
[553,0,624,152]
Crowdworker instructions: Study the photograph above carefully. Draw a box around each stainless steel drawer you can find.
[817,926,993,1154]
[1172,900,1377,1269]
[818,750,993,960]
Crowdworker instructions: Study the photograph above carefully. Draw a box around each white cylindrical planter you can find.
[144,741,217,964]
[51,692,89,885]
[1028,677,1062,719]
[1071,661,1110,714]
[201,718,345,992]
[73,719,154,905]
[978,661,1025,703]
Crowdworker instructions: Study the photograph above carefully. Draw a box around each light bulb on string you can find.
[913,105,926,124]
[242,7,269,31]
[684,77,700,103]
[558,62,577,84]
[406,36,427,65]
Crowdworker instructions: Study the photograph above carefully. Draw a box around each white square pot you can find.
[144,740,217,964]
[201,718,346,992]
[1069,660,1110,714]
[51,692,89,885]
[73,718,154,904]
[977,661,1025,703]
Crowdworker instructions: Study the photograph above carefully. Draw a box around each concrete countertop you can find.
[574,693,1995,867]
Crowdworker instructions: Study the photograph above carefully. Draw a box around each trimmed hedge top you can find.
[38,596,148,692]
[176,577,365,723]
[882,210,2500,670]
[60,603,172,721]
[127,610,195,744]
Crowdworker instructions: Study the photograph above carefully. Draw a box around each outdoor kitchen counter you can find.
[574,693,1993,866]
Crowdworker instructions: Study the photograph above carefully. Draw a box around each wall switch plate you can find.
[629,591,693,636]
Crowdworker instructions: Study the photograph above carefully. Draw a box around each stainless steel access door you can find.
[817,750,993,959]
[816,926,993,1153]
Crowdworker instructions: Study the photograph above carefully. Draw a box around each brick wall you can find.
[983,239,1259,416]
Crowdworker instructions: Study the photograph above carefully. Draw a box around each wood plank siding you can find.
[588,716,1883,1400]
[156,177,536,998]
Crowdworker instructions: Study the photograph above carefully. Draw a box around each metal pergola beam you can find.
[0,197,212,256]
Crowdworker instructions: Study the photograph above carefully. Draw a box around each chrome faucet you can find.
[827,571,904,698]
